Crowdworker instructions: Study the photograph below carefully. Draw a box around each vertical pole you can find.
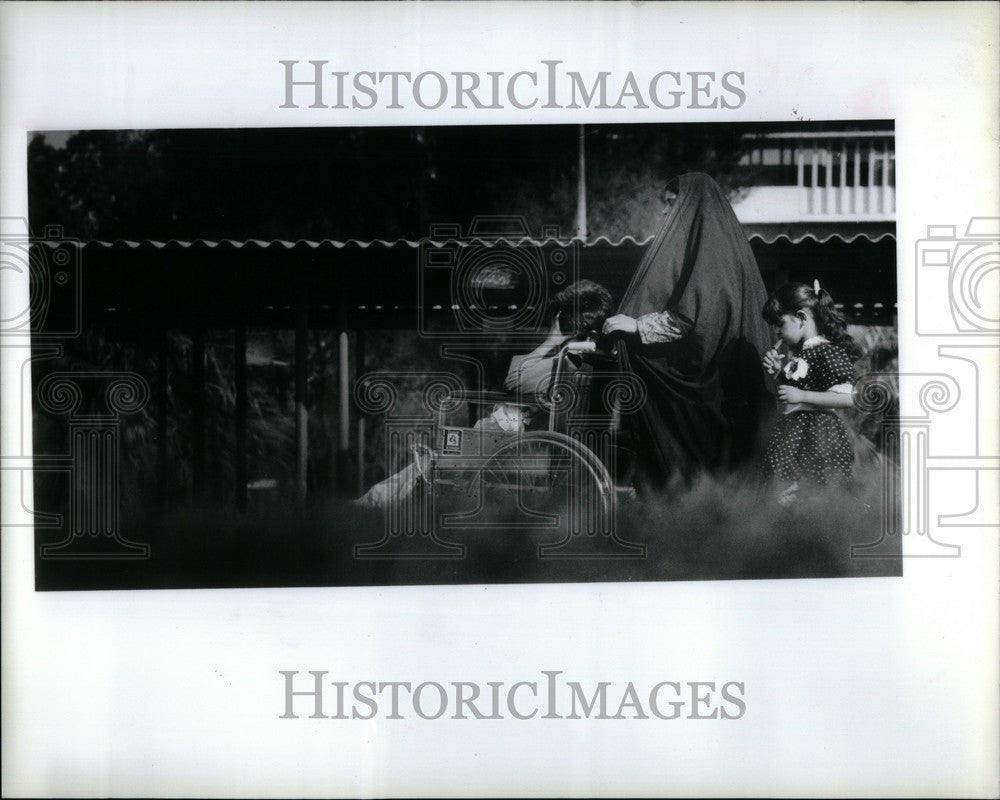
[576,124,587,240]
[795,144,805,217]
[191,324,206,502]
[354,328,366,497]
[295,268,309,502]
[853,141,861,215]
[881,141,891,215]
[809,142,818,215]
[867,142,876,215]
[839,142,847,215]
[156,325,169,506]
[337,300,350,495]
[824,147,833,215]
[234,317,248,512]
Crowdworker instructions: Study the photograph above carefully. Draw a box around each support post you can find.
[295,269,309,502]
[853,140,861,214]
[839,142,847,215]
[234,317,248,512]
[809,142,819,215]
[867,142,876,214]
[337,299,350,495]
[881,141,891,214]
[824,147,833,215]
[156,325,169,506]
[576,124,587,240]
[354,328,366,497]
[191,324,206,502]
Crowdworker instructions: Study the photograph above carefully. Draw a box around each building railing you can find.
[736,131,895,222]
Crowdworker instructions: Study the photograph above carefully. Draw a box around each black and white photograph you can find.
[28,122,901,590]
[2,3,997,798]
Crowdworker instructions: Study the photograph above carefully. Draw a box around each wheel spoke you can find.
[475,433,612,518]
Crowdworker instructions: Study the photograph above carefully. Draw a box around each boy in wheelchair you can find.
[354,280,614,508]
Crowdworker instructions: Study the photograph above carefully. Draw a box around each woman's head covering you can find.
[617,172,774,480]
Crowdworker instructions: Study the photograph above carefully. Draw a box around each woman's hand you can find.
[762,341,784,375]
[776,385,805,404]
[602,314,639,336]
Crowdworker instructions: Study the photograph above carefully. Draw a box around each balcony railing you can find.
[735,131,895,223]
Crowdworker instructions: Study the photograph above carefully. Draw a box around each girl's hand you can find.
[762,340,784,375]
[777,385,805,404]
[602,314,639,336]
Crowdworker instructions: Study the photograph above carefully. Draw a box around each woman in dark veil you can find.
[602,172,774,486]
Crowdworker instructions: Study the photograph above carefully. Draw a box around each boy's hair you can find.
[549,280,613,336]
[763,281,860,357]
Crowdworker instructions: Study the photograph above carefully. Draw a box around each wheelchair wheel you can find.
[473,431,615,520]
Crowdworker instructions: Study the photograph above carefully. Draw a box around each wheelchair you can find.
[424,340,643,549]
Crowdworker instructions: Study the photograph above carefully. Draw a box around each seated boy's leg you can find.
[474,415,503,432]
[354,462,421,509]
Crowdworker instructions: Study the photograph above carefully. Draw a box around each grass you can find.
[35,459,900,591]
[34,323,902,591]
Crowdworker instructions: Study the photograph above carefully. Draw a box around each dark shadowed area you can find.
[35,463,901,591]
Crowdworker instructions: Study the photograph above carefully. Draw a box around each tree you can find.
[29,124,755,242]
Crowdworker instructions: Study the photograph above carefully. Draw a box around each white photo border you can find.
[1,2,997,797]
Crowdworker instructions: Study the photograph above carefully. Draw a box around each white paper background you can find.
[2,2,997,797]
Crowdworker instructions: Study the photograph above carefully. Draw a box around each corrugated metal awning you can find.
[741,222,895,244]
[37,224,893,251]
[30,227,896,330]
[41,235,652,251]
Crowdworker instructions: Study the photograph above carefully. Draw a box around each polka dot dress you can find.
[765,341,855,485]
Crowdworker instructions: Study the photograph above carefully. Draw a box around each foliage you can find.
[28,125,757,242]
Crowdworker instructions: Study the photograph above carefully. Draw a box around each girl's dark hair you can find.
[763,282,860,357]
[548,279,613,336]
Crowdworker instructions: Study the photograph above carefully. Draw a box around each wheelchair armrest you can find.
[577,348,621,367]
[449,389,536,407]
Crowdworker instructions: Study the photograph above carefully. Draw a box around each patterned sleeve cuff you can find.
[829,383,853,394]
[636,310,689,344]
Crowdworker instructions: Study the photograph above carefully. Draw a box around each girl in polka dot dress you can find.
[761,281,859,506]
